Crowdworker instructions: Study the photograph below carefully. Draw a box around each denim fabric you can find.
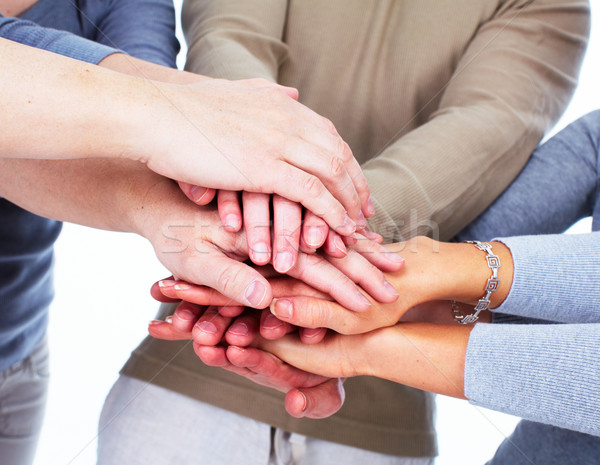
[0,337,49,465]
[97,376,433,465]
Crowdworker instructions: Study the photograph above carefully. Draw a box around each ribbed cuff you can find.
[492,232,600,323]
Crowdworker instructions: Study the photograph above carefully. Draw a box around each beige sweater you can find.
[122,0,589,456]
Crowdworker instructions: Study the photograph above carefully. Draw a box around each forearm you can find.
[0,157,171,235]
[0,38,169,162]
[183,0,287,80]
[365,0,589,241]
[466,322,600,436]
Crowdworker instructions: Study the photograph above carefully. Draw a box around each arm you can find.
[0,37,367,233]
[364,0,590,241]
[182,0,287,80]
[261,320,600,436]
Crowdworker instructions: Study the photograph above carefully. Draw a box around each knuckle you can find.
[302,174,324,198]
[329,155,346,180]
[215,263,244,297]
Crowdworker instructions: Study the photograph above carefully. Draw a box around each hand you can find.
[142,78,372,235]
[148,305,345,419]
[155,236,405,313]
[176,189,381,274]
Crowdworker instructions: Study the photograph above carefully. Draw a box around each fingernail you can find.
[303,328,324,339]
[355,291,371,308]
[333,235,347,255]
[306,227,325,247]
[158,280,176,289]
[341,215,356,235]
[262,313,284,330]
[174,282,192,291]
[245,280,267,307]
[274,251,294,273]
[228,322,248,336]
[196,320,217,335]
[191,185,209,203]
[364,230,383,242]
[176,308,196,321]
[299,391,308,414]
[367,196,375,216]
[224,214,241,230]
[149,320,162,325]
[385,252,405,263]
[251,242,271,263]
[383,280,399,296]
[270,298,293,320]
[357,211,368,230]
[165,316,173,324]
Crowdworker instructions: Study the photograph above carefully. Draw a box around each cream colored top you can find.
[122,0,590,456]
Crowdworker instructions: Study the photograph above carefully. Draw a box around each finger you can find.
[348,234,405,272]
[169,281,243,307]
[268,161,356,237]
[260,309,296,340]
[242,192,272,265]
[226,345,329,389]
[148,320,193,341]
[322,230,347,258]
[285,378,345,419]
[216,190,242,232]
[287,252,372,312]
[325,249,399,303]
[225,311,260,347]
[301,211,328,249]
[299,327,327,345]
[171,301,204,333]
[152,279,180,302]
[193,342,229,367]
[177,182,216,205]
[218,305,245,317]
[281,137,362,224]
[269,296,371,334]
[184,242,272,308]
[272,195,302,273]
[191,306,232,346]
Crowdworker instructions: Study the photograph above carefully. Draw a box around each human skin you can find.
[151,237,510,416]
[0,38,371,234]
[0,47,394,308]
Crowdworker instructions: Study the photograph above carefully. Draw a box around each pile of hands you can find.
[134,79,461,419]
[145,179,456,419]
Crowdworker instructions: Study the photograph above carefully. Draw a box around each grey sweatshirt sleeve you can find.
[0,15,118,64]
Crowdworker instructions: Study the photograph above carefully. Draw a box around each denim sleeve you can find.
[0,15,118,64]
[465,322,600,437]
[94,0,179,68]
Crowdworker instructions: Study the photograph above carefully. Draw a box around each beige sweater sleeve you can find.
[182,0,288,80]
[364,0,590,241]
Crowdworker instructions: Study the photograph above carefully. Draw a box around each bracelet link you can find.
[452,240,501,325]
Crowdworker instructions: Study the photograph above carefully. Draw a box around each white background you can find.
[32,3,599,465]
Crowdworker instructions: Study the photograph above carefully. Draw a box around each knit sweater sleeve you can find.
[493,232,600,323]
[0,15,117,64]
[182,0,288,80]
[363,0,590,241]
[464,232,600,436]
[465,322,600,437]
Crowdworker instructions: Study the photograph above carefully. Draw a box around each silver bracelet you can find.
[451,240,501,325]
